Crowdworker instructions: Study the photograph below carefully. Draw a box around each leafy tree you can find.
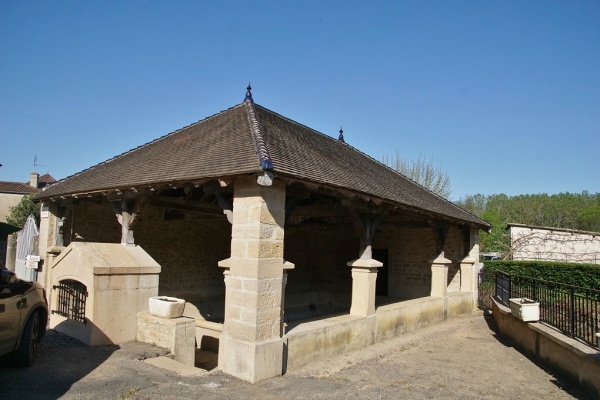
[578,205,600,232]
[380,151,451,199]
[6,195,40,228]
[456,191,600,257]
[456,193,487,216]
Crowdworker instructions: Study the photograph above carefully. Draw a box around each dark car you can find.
[0,266,48,366]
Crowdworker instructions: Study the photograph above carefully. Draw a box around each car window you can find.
[0,279,33,298]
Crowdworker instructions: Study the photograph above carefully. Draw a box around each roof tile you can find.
[36,100,488,228]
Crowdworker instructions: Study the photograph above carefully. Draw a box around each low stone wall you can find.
[285,293,474,370]
[491,298,600,399]
[137,312,196,366]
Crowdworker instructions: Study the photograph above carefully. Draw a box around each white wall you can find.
[510,225,600,264]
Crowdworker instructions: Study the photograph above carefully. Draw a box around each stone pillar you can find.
[460,258,477,293]
[430,255,451,298]
[346,258,382,317]
[217,176,294,383]
[460,227,481,308]
[45,246,65,305]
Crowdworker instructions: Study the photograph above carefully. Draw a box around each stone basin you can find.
[149,296,186,319]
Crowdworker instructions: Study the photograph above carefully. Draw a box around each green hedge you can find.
[483,260,600,290]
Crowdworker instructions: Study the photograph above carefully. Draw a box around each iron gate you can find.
[52,279,88,323]
[15,214,39,281]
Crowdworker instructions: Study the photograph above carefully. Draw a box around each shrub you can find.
[483,260,600,289]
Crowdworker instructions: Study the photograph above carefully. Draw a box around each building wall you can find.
[373,224,466,299]
[510,225,600,264]
[66,200,469,305]
[284,225,357,298]
[0,193,25,223]
[67,200,231,300]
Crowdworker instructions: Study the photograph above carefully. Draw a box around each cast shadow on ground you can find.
[481,311,589,399]
[0,328,118,400]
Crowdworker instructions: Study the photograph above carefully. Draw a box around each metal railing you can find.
[477,268,496,310]
[494,271,600,349]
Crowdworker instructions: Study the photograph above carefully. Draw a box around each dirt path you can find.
[0,311,588,399]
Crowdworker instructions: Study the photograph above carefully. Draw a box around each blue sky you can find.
[1,1,598,200]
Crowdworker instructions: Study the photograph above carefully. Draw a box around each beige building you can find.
[0,172,56,223]
[508,223,600,264]
[35,87,490,382]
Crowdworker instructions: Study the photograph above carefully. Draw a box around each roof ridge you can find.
[245,101,273,170]
[47,103,247,188]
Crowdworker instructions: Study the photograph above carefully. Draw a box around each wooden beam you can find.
[112,199,146,244]
[288,204,348,218]
[215,193,233,224]
[149,197,223,216]
[348,209,382,260]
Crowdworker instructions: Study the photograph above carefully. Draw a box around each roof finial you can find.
[338,127,345,143]
[244,83,253,103]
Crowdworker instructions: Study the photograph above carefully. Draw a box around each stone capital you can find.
[460,255,477,265]
[347,258,383,269]
[218,257,294,279]
[429,255,452,265]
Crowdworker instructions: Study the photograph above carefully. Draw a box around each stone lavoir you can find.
[35,85,490,383]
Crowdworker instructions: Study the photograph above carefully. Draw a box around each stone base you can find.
[218,333,283,383]
[137,312,196,366]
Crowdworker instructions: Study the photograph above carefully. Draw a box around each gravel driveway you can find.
[0,311,588,399]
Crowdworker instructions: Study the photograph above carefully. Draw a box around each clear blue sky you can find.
[1,1,598,200]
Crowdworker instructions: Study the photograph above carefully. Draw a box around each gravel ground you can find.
[0,311,589,400]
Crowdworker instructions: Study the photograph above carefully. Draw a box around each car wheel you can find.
[14,311,40,367]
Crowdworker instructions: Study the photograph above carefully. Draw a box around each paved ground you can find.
[0,311,589,399]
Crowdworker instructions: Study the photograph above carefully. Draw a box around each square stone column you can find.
[217,176,294,383]
[430,255,451,298]
[347,258,383,317]
[460,227,481,307]
[460,257,477,293]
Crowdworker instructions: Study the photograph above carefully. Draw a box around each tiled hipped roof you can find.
[0,181,40,194]
[36,95,489,228]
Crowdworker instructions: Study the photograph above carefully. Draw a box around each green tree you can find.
[578,205,600,232]
[456,193,487,216]
[380,151,451,199]
[457,191,600,257]
[6,195,40,228]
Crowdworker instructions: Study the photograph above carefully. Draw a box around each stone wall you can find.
[373,224,467,299]
[284,226,357,298]
[67,200,468,307]
[492,298,600,399]
[286,291,475,370]
[69,200,230,300]
[374,226,435,299]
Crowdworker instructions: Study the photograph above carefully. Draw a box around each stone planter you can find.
[149,296,186,319]
[509,298,540,322]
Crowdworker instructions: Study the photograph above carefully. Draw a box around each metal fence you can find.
[477,268,496,311]
[492,271,600,349]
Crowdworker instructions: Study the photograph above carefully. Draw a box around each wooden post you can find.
[112,199,144,245]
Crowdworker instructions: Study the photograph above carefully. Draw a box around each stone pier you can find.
[218,177,293,383]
